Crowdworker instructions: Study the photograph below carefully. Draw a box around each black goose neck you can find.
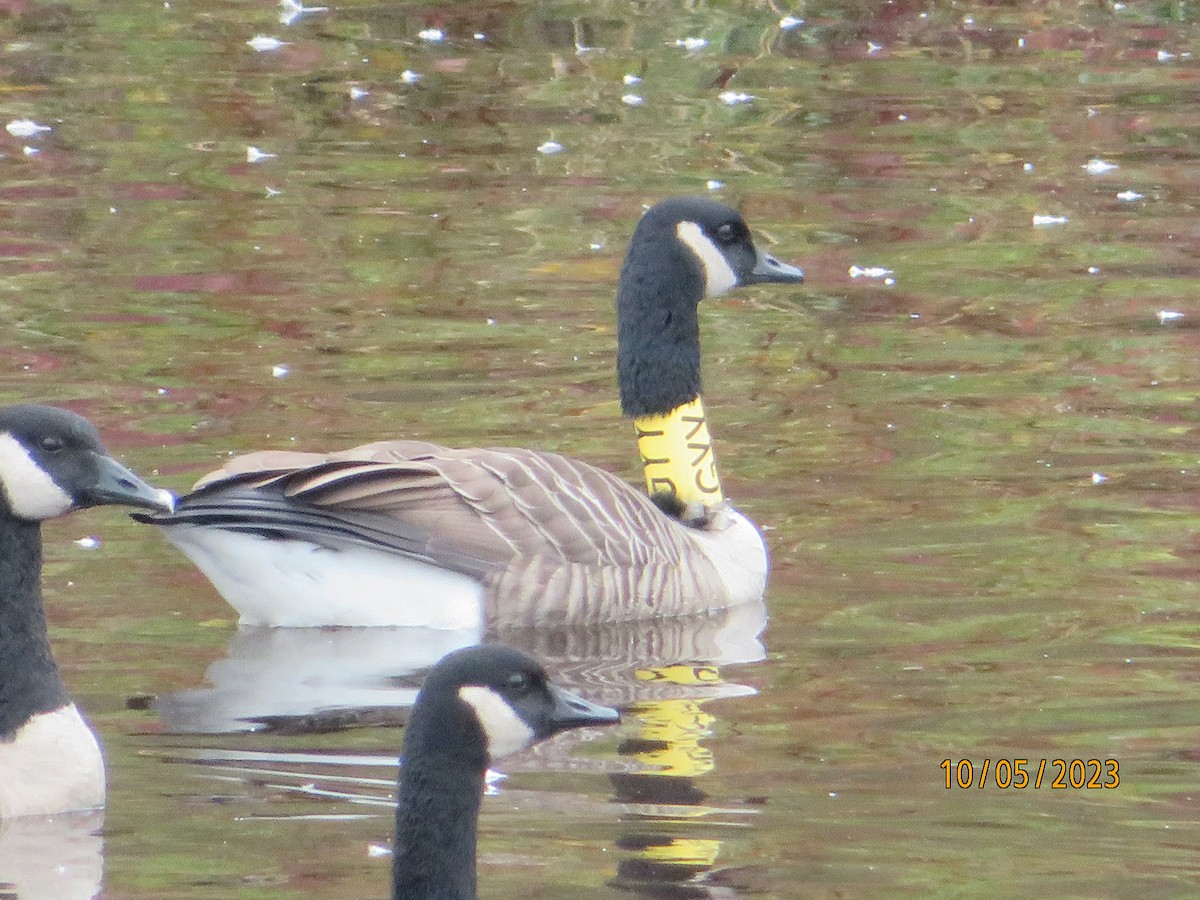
[392,698,489,900]
[0,514,69,738]
[616,229,706,418]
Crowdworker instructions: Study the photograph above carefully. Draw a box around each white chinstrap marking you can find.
[458,685,535,759]
[0,433,75,520]
[676,220,739,297]
[0,704,106,817]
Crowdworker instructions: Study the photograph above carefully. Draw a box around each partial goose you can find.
[0,404,171,817]
[391,644,618,900]
[137,197,804,626]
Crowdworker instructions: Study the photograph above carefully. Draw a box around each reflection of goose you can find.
[136,198,803,627]
[154,602,765,734]
[0,405,170,817]
[154,625,481,733]
[390,645,619,899]
[0,809,104,900]
[498,599,767,708]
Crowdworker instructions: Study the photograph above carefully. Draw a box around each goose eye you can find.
[505,672,532,694]
[715,223,736,243]
[39,435,64,453]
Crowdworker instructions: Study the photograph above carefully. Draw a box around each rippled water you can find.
[5,1,1200,897]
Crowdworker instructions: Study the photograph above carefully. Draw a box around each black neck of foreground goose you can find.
[392,695,487,899]
[0,515,68,739]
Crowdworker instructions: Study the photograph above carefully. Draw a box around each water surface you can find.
[3,1,1200,897]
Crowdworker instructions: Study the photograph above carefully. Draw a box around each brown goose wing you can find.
[165,440,705,622]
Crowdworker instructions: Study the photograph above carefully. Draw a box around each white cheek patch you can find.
[676,220,739,297]
[458,685,535,760]
[0,433,75,521]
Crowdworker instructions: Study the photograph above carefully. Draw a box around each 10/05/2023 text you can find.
[941,758,1119,790]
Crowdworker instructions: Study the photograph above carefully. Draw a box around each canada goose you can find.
[0,404,171,817]
[136,197,804,626]
[392,644,619,900]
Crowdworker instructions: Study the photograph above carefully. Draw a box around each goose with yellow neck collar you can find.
[137,197,804,627]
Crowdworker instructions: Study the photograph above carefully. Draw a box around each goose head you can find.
[393,644,619,900]
[0,404,172,522]
[401,643,620,767]
[616,197,804,417]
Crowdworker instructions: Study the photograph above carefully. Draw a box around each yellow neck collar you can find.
[633,397,724,509]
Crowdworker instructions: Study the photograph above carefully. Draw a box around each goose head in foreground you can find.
[136,197,804,627]
[0,404,171,818]
[393,644,619,900]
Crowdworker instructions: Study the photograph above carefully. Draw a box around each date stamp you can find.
[941,758,1119,790]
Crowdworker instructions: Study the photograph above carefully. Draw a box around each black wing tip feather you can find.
[132,489,496,578]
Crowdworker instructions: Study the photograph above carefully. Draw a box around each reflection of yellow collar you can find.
[627,698,715,778]
[636,663,722,687]
[639,837,722,866]
[633,397,724,508]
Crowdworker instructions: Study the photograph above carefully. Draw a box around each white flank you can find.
[458,686,535,759]
[676,221,738,296]
[0,433,75,520]
[687,507,769,610]
[159,525,485,628]
[0,704,105,818]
